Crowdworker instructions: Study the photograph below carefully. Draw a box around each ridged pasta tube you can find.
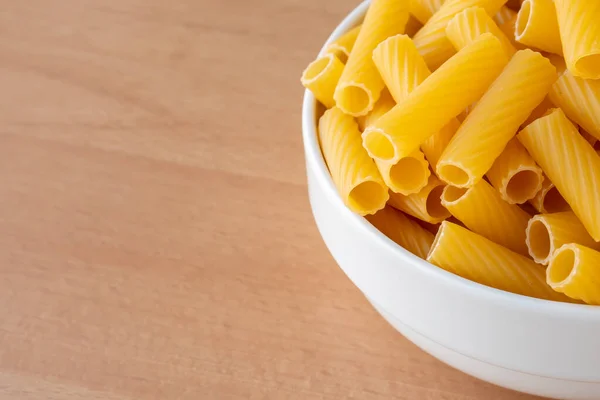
[515,0,562,55]
[301,54,345,108]
[318,107,389,215]
[389,176,450,224]
[548,244,600,305]
[518,108,600,241]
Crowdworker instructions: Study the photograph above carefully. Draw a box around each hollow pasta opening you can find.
[548,246,577,286]
[348,181,388,214]
[363,129,395,161]
[328,47,349,64]
[302,55,332,82]
[426,185,449,220]
[506,169,543,204]
[527,219,552,263]
[515,0,532,39]
[389,157,427,193]
[437,165,470,187]
[543,187,570,213]
[336,84,371,116]
[575,54,600,80]
[441,185,469,204]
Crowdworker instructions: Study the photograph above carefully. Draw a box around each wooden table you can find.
[0,1,542,398]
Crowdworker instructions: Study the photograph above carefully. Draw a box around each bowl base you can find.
[367,298,600,400]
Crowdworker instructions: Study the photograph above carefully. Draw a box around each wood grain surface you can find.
[0,1,543,399]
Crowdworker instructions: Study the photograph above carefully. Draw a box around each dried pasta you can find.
[446,6,516,57]
[548,244,600,305]
[554,0,600,79]
[441,179,531,254]
[548,70,600,141]
[301,53,345,108]
[518,108,600,241]
[362,33,507,164]
[367,206,435,259]
[515,0,562,55]
[437,49,556,188]
[526,212,600,265]
[427,222,567,301]
[412,0,507,69]
[389,176,450,224]
[528,178,570,214]
[410,0,446,24]
[486,138,543,204]
[334,0,410,116]
[318,107,389,215]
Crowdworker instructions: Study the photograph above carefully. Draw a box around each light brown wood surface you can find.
[0,1,543,399]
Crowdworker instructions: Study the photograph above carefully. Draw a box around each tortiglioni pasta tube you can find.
[412,0,507,69]
[548,70,600,141]
[334,0,410,116]
[389,176,450,224]
[486,138,543,204]
[441,179,531,254]
[427,221,566,301]
[528,177,570,214]
[437,49,556,188]
[518,108,600,240]
[301,53,345,108]
[526,212,600,265]
[372,34,459,170]
[410,0,446,24]
[366,206,434,259]
[446,6,516,57]
[554,0,600,79]
[548,244,600,305]
[318,107,389,215]
[363,33,507,164]
[515,0,562,55]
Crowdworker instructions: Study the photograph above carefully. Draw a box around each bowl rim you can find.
[302,0,600,316]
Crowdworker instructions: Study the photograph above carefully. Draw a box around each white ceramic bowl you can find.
[302,2,600,398]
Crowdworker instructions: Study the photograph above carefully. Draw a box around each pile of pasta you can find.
[301,0,600,305]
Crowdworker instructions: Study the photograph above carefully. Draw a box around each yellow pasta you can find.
[528,177,571,214]
[515,0,562,55]
[356,89,396,132]
[486,138,543,205]
[355,86,430,195]
[547,244,600,305]
[325,24,362,64]
[441,179,531,255]
[318,107,389,215]
[412,0,507,69]
[527,212,600,265]
[410,0,446,24]
[334,0,410,117]
[554,0,600,79]
[372,34,431,104]
[372,34,459,170]
[301,53,345,108]
[389,176,450,224]
[580,128,598,147]
[518,108,600,241]
[493,6,516,25]
[427,221,567,301]
[376,153,431,195]
[437,50,556,188]
[548,70,600,141]
[366,206,435,259]
[363,34,507,164]
[446,7,516,57]
[421,118,460,171]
